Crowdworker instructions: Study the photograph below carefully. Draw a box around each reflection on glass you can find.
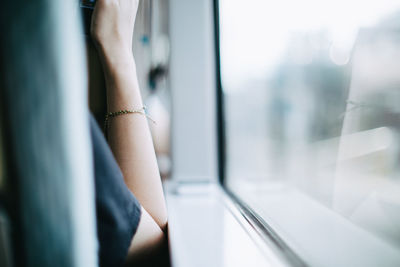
[220,0,400,263]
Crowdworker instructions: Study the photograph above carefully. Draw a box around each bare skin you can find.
[91,0,168,262]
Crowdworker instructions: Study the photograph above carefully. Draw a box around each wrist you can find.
[99,51,136,84]
[95,40,134,69]
[99,53,142,107]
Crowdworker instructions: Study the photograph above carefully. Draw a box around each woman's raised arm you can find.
[91,0,167,235]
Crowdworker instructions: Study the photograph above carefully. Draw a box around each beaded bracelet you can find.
[103,106,156,132]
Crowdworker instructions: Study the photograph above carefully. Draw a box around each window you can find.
[217,0,400,265]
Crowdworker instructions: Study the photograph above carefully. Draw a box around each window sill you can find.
[229,183,400,267]
[164,182,289,267]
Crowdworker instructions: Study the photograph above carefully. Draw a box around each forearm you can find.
[99,46,168,231]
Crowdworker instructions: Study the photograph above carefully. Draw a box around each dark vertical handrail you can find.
[213,0,226,186]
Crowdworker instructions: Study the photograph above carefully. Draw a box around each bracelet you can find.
[103,106,156,132]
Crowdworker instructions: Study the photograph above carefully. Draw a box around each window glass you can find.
[219,0,400,265]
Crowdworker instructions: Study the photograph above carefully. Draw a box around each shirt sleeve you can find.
[90,115,142,267]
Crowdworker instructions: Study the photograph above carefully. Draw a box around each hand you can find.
[91,0,139,64]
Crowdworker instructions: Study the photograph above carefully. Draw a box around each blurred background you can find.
[219,0,400,265]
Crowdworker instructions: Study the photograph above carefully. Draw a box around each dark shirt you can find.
[90,115,142,267]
